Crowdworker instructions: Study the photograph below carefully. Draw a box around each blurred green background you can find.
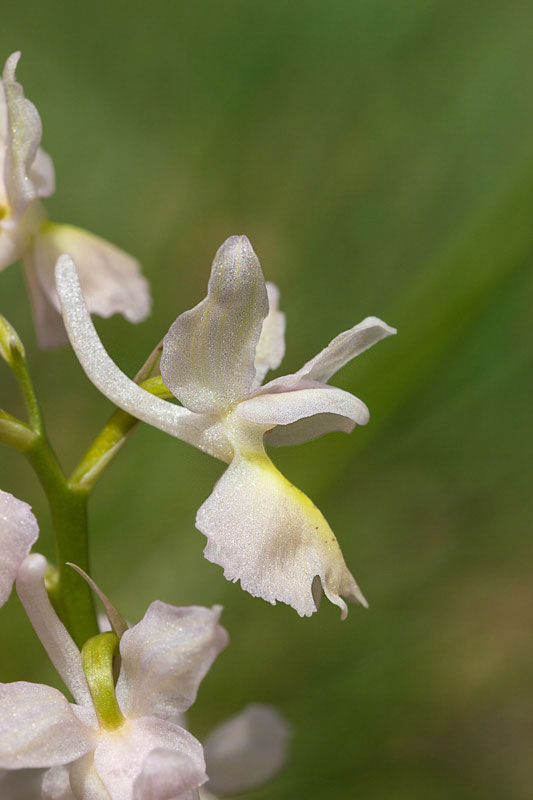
[1,1,532,798]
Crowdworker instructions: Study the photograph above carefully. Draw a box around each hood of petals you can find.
[1,53,55,220]
[252,282,285,388]
[0,489,39,607]
[160,235,269,414]
[115,602,229,723]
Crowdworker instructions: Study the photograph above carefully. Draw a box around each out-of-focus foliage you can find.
[0,2,531,798]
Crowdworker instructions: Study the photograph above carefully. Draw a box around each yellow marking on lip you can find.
[240,447,343,554]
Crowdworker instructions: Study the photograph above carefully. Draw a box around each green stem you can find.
[26,436,97,647]
[70,375,174,490]
[3,324,166,645]
[5,338,98,647]
[9,346,44,435]
[0,409,37,451]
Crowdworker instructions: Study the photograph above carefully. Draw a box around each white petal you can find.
[266,413,356,446]
[54,255,230,461]
[41,766,76,800]
[241,381,368,447]
[23,250,69,347]
[32,224,151,324]
[238,380,369,428]
[160,235,268,414]
[133,747,207,800]
[293,316,396,384]
[29,147,55,199]
[68,753,110,800]
[252,282,285,388]
[204,705,289,796]
[15,554,92,706]
[92,717,205,800]
[0,490,39,607]
[2,53,54,219]
[0,682,93,769]
[0,767,44,799]
[116,603,228,722]
[197,447,367,618]
[0,71,7,203]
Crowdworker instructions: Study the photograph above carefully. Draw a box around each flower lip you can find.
[1,51,55,220]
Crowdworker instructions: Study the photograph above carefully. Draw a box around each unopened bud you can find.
[0,315,25,367]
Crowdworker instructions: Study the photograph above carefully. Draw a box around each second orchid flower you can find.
[0,52,151,347]
[55,236,396,618]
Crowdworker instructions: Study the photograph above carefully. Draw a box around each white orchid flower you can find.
[0,52,150,348]
[0,553,228,799]
[55,237,396,618]
[0,489,38,607]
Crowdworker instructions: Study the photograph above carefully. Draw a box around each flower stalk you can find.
[25,437,97,646]
[2,324,97,645]
[70,375,173,491]
[1,319,175,643]
[0,408,36,451]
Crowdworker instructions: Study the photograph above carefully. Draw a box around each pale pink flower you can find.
[0,706,289,800]
[0,52,150,348]
[0,704,290,800]
[0,553,228,799]
[54,238,396,618]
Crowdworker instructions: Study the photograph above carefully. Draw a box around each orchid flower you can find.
[0,52,150,348]
[55,237,396,618]
[0,705,289,800]
[0,489,38,607]
[0,553,228,799]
